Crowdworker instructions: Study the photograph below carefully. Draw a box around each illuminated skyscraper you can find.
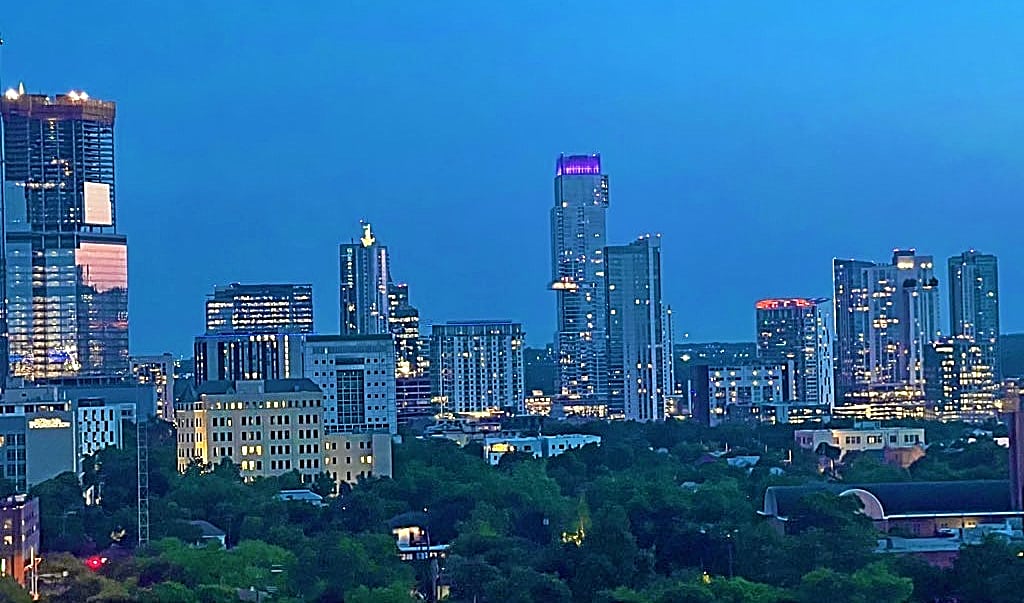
[948,250,1000,379]
[832,250,941,401]
[550,154,608,405]
[1,88,128,382]
[430,321,525,414]
[605,235,673,421]
[205,283,314,335]
[756,298,834,408]
[340,223,389,335]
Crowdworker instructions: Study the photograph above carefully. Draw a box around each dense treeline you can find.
[20,419,1021,602]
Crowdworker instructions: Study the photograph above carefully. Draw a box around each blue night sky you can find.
[4,2,1024,355]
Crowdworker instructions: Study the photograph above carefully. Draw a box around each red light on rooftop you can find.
[755,298,813,310]
[85,555,107,572]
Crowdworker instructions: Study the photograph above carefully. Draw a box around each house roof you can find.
[763,480,1012,520]
[188,520,226,538]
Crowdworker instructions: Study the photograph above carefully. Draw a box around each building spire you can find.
[360,222,375,248]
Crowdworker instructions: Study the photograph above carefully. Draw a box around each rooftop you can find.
[197,379,322,396]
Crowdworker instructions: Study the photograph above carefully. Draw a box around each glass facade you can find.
[339,223,390,336]
[948,250,1000,379]
[205,283,314,334]
[1,91,128,382]
[551,154,609,405]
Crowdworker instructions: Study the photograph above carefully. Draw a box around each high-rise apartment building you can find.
[302,334,397,435]
[387,282,426,377]
[605,236,673,421]
[1,89,128,382]
[430,321,525,415]
[130,353,175,421]
[551,154,609,406]
[340,223,389,335]
[205,283,313,335]
[832,250,940,401]
[194,333,303,385]
[755,298,835,408]
[924,337,997,422]
[948,250,1000,379]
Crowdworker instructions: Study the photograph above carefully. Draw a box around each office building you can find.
[205,283,314,335]
[430,321,525,415]
[323,432,393,490]
[302,334,397,435]
[0,386,76,492]
[830,384,929,421]
[550,154,609,406]
[130,353,175,421]
[387,283,427,377]
[674,342,757,395]
[193,332,303,385]
[76,399,135,458]
[924,337,998,422]
[1,89,128,382]
[605,235,674,421]
[756,298,835,408]
[948,250,1000,379]
[396,375,433,424]
[174,379,324,480]
[0,494,39,588]
[340,223,389,335]
[833,250,941,399]
[690,361,796,426]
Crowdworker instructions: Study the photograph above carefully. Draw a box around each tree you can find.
[0,576,32,603]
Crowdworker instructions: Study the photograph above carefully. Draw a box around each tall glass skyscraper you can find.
[1,89,128,382]
[832,250,940,400]
[755,298,835,409]
[948,249,1000,379]
[339,223,389,335]
[605,235,673,421]
[550,154,608,405]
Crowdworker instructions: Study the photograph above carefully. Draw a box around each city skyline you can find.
[4,3,1024,356]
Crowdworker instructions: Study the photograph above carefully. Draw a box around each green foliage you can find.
[22,419,1015,601]
[0,575,32,603]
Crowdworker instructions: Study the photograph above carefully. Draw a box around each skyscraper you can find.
[1,89,128,381]
[387,282,425,378]
[205,283,314,335]
[605,235,673,421]
[832,250,941,402]
[193,332,303,385]
[430,321,525,414]
[924,337,997,421]
[340,223,389,335]
[948,250,1000,379]
[551,154,609,406]
[755,298,835,409]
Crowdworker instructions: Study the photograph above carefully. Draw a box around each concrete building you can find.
[833,250,941,399]
[830,384,929,421]
[302,334,397,435]
[0,495,39,588]
[174,379,324,482]
[340,223,390,336]
[130,354,175,422]
[483,433,601,465]
[755,298,834,409]
[605,235,674,421]
[948,250,1000,379]
[76,399,135,458]
[551,154,609,406]
[0,386,76,492]
[193,332,303,385]
[690,362,796,426]
[1,89,129,382]
[323,432,393,490]
[430,321,525,415]
[205,283,314,335]
[794,423,925,459]
[924,337,997,422]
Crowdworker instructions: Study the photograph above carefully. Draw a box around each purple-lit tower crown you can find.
[555,154,601,176]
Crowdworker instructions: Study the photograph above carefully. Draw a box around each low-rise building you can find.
[323,432,394,491]
[0,495,40,588]
[76,400,136,459]
[482,433,601,465]
[0,387,77,492]
[175,379,324,482]
[794,423,925,459]
[833,384,929,421]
